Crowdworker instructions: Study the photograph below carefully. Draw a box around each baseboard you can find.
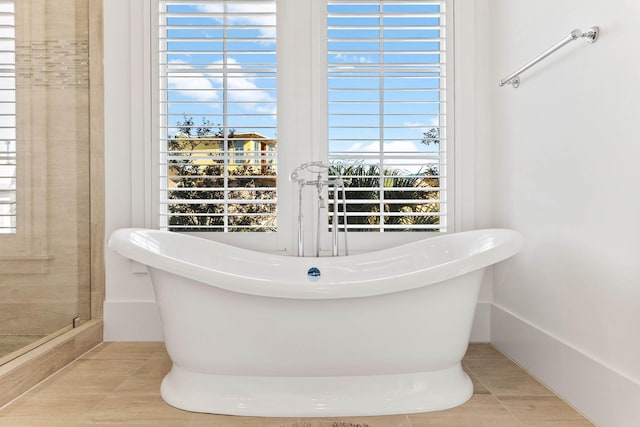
[104,301,164,341]
[0,320,103,408]
[491,304,640,427]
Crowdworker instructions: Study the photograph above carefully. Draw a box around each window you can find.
[154,0,452,245]
[0,0,15,234]
[328,1,448,232]
[158,0,277,232]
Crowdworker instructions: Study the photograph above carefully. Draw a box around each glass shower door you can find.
[0,0,91,364]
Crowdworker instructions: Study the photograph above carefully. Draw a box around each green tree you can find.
[329,162,441,232]
[420,128,440,145]
[422,127,440,146]
[166,118,276,232]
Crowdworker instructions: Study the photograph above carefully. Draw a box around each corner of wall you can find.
[491,304,640,426]
[103,301,164,342]
[469,302,491,343]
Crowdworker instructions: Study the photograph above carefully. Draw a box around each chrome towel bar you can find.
[499,26,600,88]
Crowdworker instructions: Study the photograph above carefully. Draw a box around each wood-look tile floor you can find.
[0,343,593,426]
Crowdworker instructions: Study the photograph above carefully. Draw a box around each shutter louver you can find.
[0,0,15,234]
[158,0,277,232]
[327,1,448,232]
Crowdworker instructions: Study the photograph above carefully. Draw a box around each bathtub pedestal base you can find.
[160,363,473,417]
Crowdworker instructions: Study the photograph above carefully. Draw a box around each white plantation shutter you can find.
[158,0,277,232]
[327,1,449,232]
[154,0,453,237]
[0,0,15,234]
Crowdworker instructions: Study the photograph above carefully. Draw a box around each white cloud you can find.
[197,3,276,14]
[403,117,440,130]
[404,119,439,128]
[167,59,276,115]
[344,140,439,173]
[196,3,276,39]
[168,60,219,102]
[195,4,223,13]
[333,53,373,64]
[206,58,276,114]
[347,140,422,153]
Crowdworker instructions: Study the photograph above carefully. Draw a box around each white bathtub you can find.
[108,228,523,417]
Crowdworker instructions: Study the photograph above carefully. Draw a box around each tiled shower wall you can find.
[0,0,91,335]
[16,41,89,88]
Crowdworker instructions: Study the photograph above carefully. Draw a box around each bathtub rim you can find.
[108,227,523,300]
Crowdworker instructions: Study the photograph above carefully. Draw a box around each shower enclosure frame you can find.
[0,0,105,408]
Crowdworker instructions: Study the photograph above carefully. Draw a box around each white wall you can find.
[486,0,640,425]
[104,0,164,341]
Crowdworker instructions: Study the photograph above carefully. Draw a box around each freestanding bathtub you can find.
[108,228,523,417]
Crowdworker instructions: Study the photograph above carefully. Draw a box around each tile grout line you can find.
[492,395,527,427]
[462,355,527,426]
[77,346,163,424]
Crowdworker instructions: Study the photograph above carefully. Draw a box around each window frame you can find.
[142,0,460,254]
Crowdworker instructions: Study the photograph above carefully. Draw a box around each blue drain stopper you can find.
[307,267,321,281]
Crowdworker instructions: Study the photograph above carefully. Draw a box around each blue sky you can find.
[162,1,444,173]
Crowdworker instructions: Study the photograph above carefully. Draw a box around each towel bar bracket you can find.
[508,76,521,89]
[583,26,600,44]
